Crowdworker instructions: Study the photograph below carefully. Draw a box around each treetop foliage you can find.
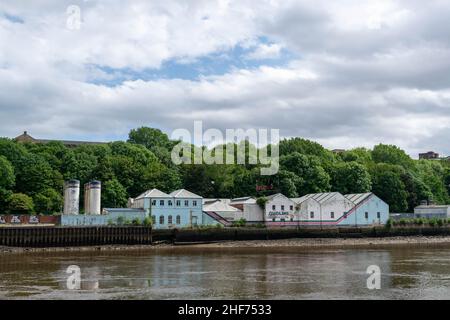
[0,127,448,214]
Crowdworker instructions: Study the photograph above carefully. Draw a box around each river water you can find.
[1,246,450,300]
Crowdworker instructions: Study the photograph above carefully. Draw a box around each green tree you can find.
[33,189,63,215]
[102,178,128,208]
[331,161,371,195]
[0,155,15,190]
[15,154,56,195]
[372,144,414,169]
[280,153,330,195]
[8,193,34,215]
[370,164,408,212]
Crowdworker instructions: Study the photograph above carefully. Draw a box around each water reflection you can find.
[1,247,450,299]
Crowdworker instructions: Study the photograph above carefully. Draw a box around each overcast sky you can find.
[1,0,450,157]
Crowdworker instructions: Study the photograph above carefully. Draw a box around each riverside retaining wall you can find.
[2,226,450,248]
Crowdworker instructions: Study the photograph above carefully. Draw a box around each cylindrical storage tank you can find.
[63,180,80,215]
[88,180,101,215]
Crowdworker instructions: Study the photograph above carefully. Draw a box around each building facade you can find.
[414,204,450,219]
[131,188,204,229]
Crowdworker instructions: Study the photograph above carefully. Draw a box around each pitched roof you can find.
[170,189,202,199]
[230,196,256,204]
[136,188,171,199]
[291,192,342,204]
[203,200,241,213]
[345,193,373,205]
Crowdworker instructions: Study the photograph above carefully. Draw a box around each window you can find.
[160,200,164,206]
[176,215,181,224]
[281,218,285,222]
[176,200,181,207]
[331,212,335,219]
[159,215,164,225]
[272,205,276,210]
[377,212,381,219]
[184,200,189,206]
[168,200,173,206]
[290,205,293,211]
[168,215,173,224]
[281,205,285,211]
[365,212,369,219]
[290,218,294,222]
[151,215,156,224]
[310,212,314,219]
[272,218,276,222]
[193,200,197,206]
[151,200,156,206]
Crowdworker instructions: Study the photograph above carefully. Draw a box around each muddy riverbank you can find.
[3,235,450,254]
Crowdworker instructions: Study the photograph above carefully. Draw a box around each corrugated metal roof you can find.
[230,197,256,204]
[170,189,202,198]
[291,192,341,204]
[136,188,172,199]
[203,200,241,213]
[345,193,372,205]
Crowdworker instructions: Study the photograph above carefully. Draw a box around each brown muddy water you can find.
[1,247,450,300]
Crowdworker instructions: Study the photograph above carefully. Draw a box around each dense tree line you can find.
[0,127,449,215]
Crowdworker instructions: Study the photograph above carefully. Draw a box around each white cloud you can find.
[246,43,283,60]
[1,0,450,157]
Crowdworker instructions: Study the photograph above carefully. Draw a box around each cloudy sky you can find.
[1,0,450,157]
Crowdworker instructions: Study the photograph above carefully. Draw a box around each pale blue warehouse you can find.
[341,193,389,226]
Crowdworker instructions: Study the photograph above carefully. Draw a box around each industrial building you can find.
[204,192,389,227]
[414,203,450,219]
[58,177,389,228]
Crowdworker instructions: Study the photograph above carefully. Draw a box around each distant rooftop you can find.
[170,189,202,199]
[135,188,172,199]
[14,131,108,147]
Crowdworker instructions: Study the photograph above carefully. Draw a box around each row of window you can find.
[152,215,182,225]
[306,212,381,219]
[271,205,294,211]
[151,200,198,207]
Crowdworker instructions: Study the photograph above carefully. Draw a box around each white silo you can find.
[63,180,80,215]
[86,180,101,215]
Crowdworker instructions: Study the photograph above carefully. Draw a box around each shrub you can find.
[143,217,152,227]
[132,218,141,226]
[232,218,247,227]
[256,197,268,209]
[437,219,444,227]
[116,216,124,225]
[385,219,392,229]
[428,219,437,227]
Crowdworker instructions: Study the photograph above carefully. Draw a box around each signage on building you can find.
[29,216,40,224]
[268,211,290,216]
[256,185,274,191]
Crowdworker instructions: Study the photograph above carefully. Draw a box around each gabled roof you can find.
[203,198,231,205]
[170,189,202,199]
[265,193,293,202]
[291,192,342,204]
[203,200,241,213]
[230,197,256,204]
[136,188,171,199]
[345,193,373,205]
